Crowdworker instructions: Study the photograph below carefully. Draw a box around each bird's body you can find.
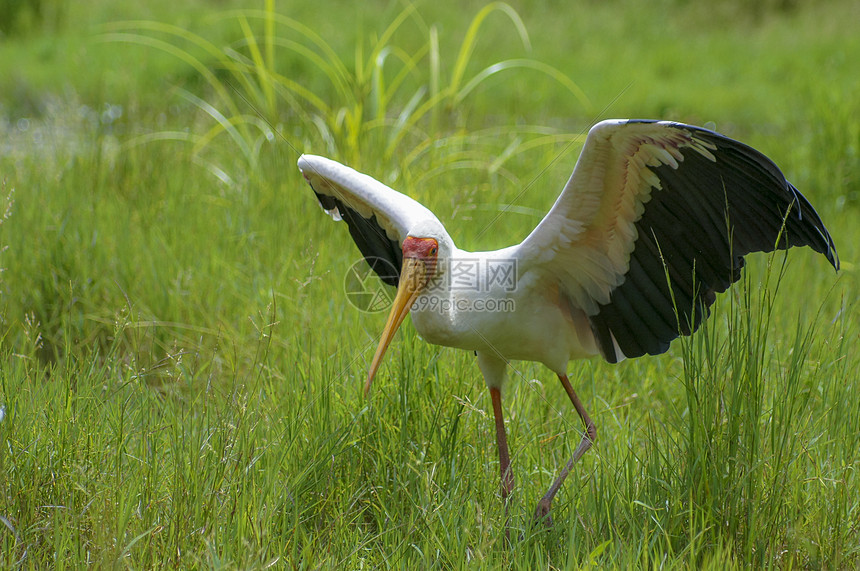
[298,119,838,529]
[408,244,598,382]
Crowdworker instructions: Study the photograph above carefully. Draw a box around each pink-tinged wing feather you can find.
[515,120,838,362]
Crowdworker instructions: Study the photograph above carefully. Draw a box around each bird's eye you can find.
[430,246,437,255]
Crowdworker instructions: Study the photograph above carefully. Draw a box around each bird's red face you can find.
[365,236,439,395]
[400,236,438,285]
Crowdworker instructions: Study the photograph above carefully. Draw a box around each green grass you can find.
[1,0,858,568]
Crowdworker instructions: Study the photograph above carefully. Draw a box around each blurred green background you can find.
[1,0,857,568]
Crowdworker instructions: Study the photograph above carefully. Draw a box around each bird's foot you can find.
[532,498,553,528]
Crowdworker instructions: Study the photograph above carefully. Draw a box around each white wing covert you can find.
[516,120,838,363]
[298,155,444,286]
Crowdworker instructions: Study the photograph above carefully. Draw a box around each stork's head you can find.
[365,233,442,395]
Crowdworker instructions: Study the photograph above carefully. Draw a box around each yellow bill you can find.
[365,257,427,396]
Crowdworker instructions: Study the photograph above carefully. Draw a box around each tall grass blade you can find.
[450,2,531,95]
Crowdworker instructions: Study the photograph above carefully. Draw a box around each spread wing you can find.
[298,155,444,286]
[516,119,839,363]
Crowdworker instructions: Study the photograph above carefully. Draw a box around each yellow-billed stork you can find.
[298,119,839,526]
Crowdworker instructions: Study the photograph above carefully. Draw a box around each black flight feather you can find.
[590,121,838,363]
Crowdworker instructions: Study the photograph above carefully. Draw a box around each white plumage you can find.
[298,118,838,526]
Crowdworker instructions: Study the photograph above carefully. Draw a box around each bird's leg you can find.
[533,373,596,526]
[489,386,514,538]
